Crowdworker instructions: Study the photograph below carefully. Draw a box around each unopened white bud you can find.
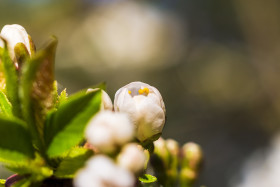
[117,143,147,174]
[87,88,113,111]
[0,24,32,63]
[114,81,165,142]
[85,111,134,153]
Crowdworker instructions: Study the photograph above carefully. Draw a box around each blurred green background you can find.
[1,0,280,186]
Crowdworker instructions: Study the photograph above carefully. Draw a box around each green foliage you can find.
[139,174,157,183]
[54,147,93,178]
[19,37,57,149]
[0,32,109,186]
[44,89,101,158]
[0,117,34,163]
[0,39,21,117]
[6,153,51,175]
[6,154,53,187]
[0,91,12,117]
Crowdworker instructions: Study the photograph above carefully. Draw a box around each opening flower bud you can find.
[114,81,166,142]
[0,24,34,66]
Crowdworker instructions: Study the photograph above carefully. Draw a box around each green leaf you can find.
[139,174,157,183]
[6,153,49,174]
[0,91,12,117]
[54,147,93,178]
[0,38,21,117]
[44,90,101,158]
[56,88,68,107]
[0,117,34,163]
[19,37,57,149]
[6,154,52,187]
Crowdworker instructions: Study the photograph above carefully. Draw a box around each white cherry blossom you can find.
[114,81,165,142]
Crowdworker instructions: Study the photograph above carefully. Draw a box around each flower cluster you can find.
[0,24,203,187]
[75,81,165,186]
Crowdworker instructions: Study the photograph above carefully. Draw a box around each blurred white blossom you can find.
[74,155,135,187]
[233,135,280,187]
[117,143,147,174]
[85,111,134,153]
[114,81,165,142]
[87,88,113,111]
[64,1,185,71]
[0,24,32,64]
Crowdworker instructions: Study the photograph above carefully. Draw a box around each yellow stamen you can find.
[138,89,144,94]
[143,87,149,95]
[128,90,131,94]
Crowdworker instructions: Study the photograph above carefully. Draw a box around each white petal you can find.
[86,111,134,152]
[86,155,117,182]
[112,167,135,187]
[74,168,103,187]
[80,155,135,187]
[87,89,113,111]
[1,24,31,60]
[134,96,165,141]
[109,113,134,144]
[117,143,146,173]
[148,85,166,113]
[101,90,113,111]
[86,124,115,152]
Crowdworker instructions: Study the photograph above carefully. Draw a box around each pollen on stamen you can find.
[128,90,131,94]
[143,87,149,95]
[138,89,144,95]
